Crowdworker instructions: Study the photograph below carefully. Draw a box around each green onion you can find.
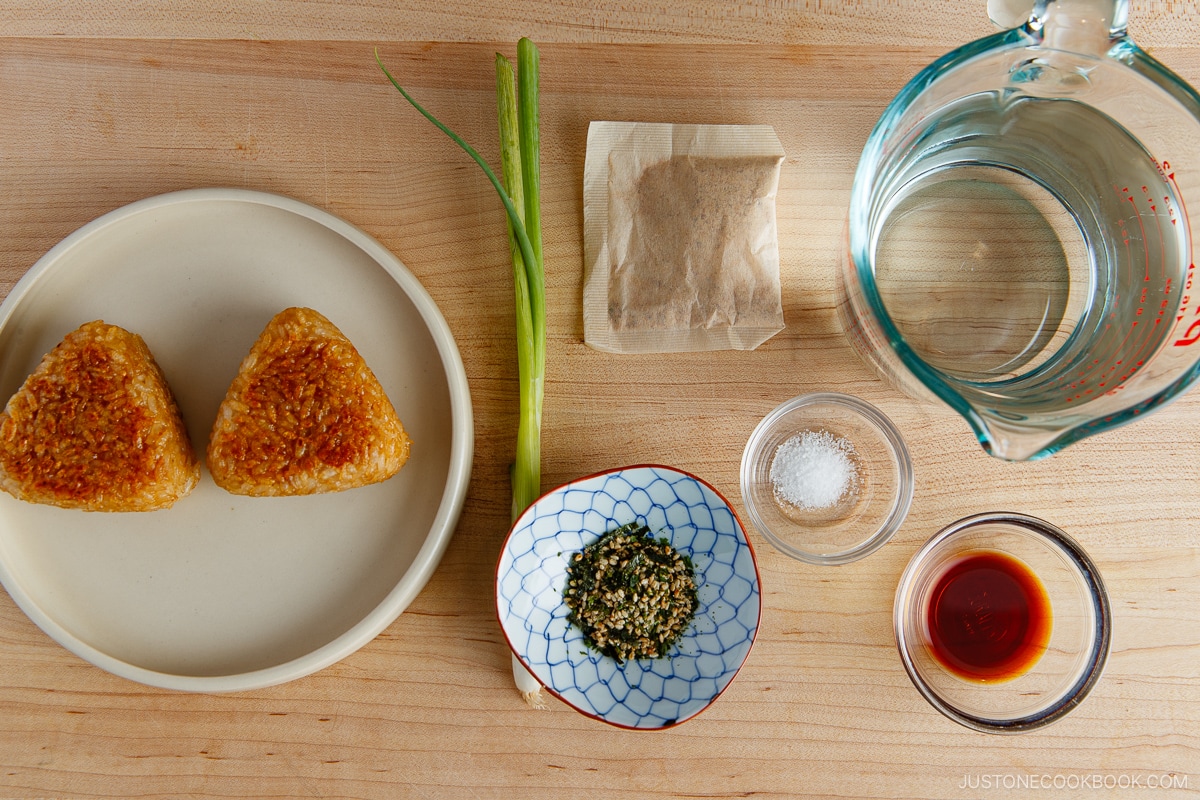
[374,49,541,300]
[494,42,546,524]
[377,40,547,705]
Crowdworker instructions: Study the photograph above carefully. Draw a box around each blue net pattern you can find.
[497,466,761,729]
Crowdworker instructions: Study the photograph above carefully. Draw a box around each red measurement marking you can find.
[1176,307,1200,347]
[1175,263,1200,345]
[1167,162,1190,230]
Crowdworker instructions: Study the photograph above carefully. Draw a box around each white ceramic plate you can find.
[0,188,473,691]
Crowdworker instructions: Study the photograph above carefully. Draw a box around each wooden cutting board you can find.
[0,38,1197,800]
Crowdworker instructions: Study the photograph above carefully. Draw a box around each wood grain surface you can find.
[0,6,1198,799]
[1,0,1197,48]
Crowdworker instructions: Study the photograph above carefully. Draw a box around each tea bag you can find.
[583,121,786,353]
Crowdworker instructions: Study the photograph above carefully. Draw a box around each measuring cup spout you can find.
[969,412,1075,462]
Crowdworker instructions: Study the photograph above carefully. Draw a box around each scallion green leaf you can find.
[377,41,548,705]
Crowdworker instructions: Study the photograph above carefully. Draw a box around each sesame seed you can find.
[562,521,698,663]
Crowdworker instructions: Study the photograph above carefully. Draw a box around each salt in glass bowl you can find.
[496,465,761,729]
[894,512,1111,733]
[740,392,913,564]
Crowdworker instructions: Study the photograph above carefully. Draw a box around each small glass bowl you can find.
[740,392,913,565]
[894,512,1112,733]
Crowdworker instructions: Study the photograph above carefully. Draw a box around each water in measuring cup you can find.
[873,90,1188,412]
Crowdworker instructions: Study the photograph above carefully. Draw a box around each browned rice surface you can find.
[206,307,411,496]
[0,320,200,512]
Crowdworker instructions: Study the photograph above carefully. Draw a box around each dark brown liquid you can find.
[926,550,1052,682]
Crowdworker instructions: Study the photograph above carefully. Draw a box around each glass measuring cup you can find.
[839,0,1200,460]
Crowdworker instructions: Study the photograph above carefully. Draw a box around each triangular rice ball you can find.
[0,321,200,511]
[207,307,411,496]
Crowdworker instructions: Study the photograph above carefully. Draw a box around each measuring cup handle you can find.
[987,0,1129,51]
[987,0,1037,28]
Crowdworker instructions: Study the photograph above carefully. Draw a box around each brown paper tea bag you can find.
[583,121,785,353]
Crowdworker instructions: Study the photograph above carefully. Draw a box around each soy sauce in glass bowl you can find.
[895,512,1111,733]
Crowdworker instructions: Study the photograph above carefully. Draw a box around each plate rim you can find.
[0,187,474,692]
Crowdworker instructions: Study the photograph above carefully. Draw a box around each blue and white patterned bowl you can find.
[496,465,762,729]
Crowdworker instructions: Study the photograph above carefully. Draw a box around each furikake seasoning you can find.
[563,521,699,663]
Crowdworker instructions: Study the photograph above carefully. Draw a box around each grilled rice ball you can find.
[0,321,200,512]
[207,307,411,496]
